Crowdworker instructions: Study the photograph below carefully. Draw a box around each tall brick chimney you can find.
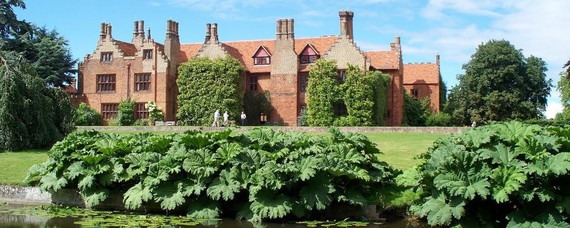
[205,23,211,42]
[100,23,112,41]
[339,10,354,40]
[132,20,146,45]
[436,52,440,67]
[204,23,219,44]
[270,18,298,125]
[165,20,179,63]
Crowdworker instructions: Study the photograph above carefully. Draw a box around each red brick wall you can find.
[404,84,440,113]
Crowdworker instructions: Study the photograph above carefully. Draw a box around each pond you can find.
[0,204,426,227]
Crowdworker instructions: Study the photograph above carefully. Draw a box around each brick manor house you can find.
[73,11,441,126]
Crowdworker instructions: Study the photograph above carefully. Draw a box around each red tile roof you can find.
[179,44,202,62]
[403,63,440,84]
[364,50,399,70]
[115,40,137,56]
[178,36,401,73]
[223,40,275,73]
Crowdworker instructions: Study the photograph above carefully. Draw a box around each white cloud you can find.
[545,101,564,119]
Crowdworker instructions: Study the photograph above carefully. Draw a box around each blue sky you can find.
[15,0,569,118]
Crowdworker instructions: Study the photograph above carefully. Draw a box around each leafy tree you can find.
[0,51,74,151]
[117,98,136,126]
[439,74,447,109]
[558,68,570,121]
[1,2,76,87]
[306,60,339,126]
[403,92,430,126]
[75,102,101,126]
[446,40,551,125]
[0,0,29,39]
[177,57,243,126]
[23,27,77,87]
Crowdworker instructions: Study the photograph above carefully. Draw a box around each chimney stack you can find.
[276,19,294,39]
[436,53,440,66]
[139,20,145,38]
[339,10,354,40]
[211,23,219,43]
[205,23,211,42]
[134,21,139,37]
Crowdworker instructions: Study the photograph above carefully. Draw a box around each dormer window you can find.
[101,52,113,62]
[300,44,319,64]
[143,49,153,60]
[253,46,271,66]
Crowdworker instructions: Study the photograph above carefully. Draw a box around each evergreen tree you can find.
[446,40,551,124]
[0,51,74,151]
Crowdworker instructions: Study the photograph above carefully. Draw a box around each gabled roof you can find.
[252,46,271,58]
[223,40,275,73]
[364,50,400,70]
[295,37,337,56]
[115,40,137,56]
[300,43,320,56]
[403,63,439,84]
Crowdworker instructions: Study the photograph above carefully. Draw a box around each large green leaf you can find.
[547,152,570,175]
[123,182,153,209]
[491,166,527,203]
[155,182,186,211]
[250,189,293,220]
[295,156,321,181]
[39,172,68,192]
[81,188,109,208]
[187,197,221,220]
[418,196,465,226]
[206,169,241,201]
[299,174,334,210]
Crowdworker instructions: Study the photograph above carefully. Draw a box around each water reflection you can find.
[0,204,426,227]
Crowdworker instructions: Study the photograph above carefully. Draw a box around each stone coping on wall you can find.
[78,126,468,134]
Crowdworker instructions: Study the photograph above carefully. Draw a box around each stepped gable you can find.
[114,40,137,56]
[403,62,439,84]
[365,50,400,70]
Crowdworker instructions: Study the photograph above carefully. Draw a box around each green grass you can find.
[362,132,449,170]
[0,131,450,185]
[0,150,48,186]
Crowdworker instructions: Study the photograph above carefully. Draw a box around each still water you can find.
[0,204,426,228]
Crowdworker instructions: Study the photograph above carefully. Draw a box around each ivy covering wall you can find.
[306,60,390,126]
[177,57,243,126]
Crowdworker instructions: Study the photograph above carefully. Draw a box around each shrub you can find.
[425,112,452,126]
[145,101,164,124]
[75,103,101,126]
[405,121,570,227]
[117,98,136,126]
[26,128,399,222]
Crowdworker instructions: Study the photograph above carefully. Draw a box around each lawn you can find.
[362,132,449,169]
[0,131,451,185]
[0,150,48,186]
